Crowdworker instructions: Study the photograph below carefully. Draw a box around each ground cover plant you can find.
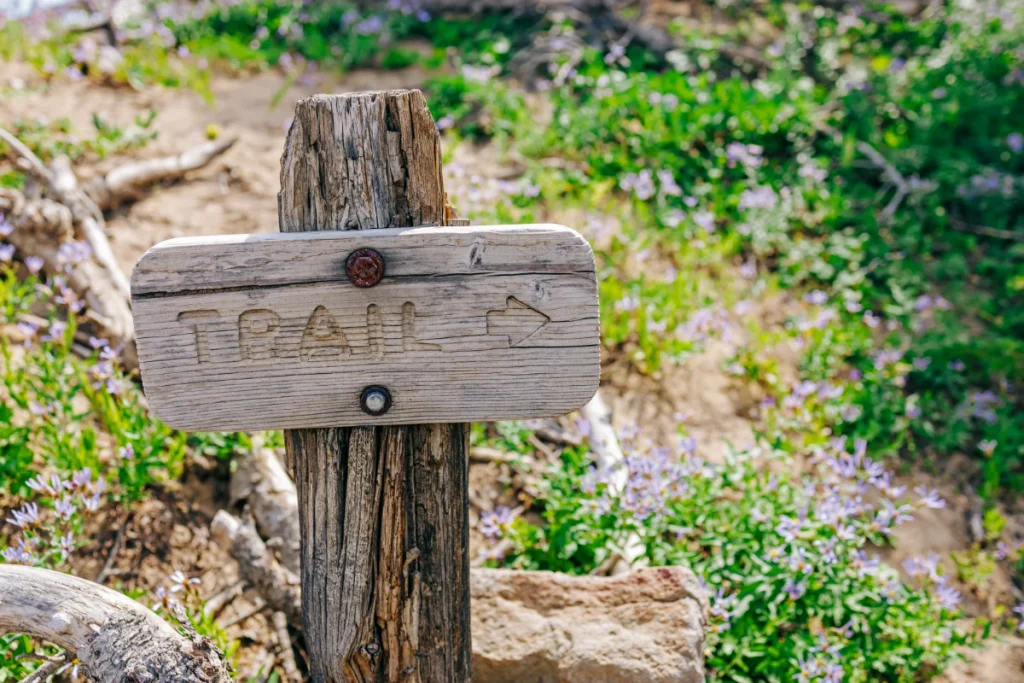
[1,0,1023,680]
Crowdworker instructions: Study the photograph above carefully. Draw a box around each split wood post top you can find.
[280,90,470,682]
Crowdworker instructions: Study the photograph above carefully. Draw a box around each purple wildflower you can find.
[725,142,763,169]
[24,256,44,274]
[1008,133,1023,154]
[6,502,40,528]
[783,578,806,600]
[935,583,961,611]
[54,496,76,520]
[1013,603,1024,629]
[914,486,945,509]
[480,506,517,539]
[693,211,715,232]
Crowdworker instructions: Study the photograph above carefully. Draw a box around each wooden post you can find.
[277,91,471,682]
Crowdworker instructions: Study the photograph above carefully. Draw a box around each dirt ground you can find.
[2,60,1023,681]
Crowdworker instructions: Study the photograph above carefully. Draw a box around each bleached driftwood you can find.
[0,564,233,683]
[580,390,647,575]
[209,510,302,628]
[0,187,134,347]
[230,443,301,575]
[51,155,131,302]
[84,138,236,210]
[272,610,302,683]
[0,129,237,367]
[1,129,136,361]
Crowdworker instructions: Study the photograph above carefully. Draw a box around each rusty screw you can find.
[360,386,392,416]
[346,248,385,287]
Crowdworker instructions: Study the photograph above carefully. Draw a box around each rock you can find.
[471,566,708,683]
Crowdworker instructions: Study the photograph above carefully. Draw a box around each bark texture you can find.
[277,90,471,683]
[0,565,233,683]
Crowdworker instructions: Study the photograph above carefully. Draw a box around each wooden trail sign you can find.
[130,224,600,432]
[130,90,603,682]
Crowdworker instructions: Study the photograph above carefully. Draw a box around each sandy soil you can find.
[2,59,1023,681]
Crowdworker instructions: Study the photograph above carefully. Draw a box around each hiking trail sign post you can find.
[130,90,600,682]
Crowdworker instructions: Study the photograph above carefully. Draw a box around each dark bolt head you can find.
[360,386,392,416]
[346,248,384,287]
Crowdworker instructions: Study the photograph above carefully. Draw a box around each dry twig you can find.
[94,516,128,585]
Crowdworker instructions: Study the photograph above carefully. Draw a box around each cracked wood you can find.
[279,89,468,683]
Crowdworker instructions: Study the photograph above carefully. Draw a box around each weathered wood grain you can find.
[0,565,233,683]
[130,225,599,431]
[279,89,470,683]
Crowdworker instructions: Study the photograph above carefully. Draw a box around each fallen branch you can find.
[94,515,128,585]
[18,658,63,683]
[1,130,237,368]
[230,441,301,574]
[62,11,119,46]
[51,155,130,300]
[949,218,1023,242]
[203,580,246,620]
[0,188,135,350]
[470,446,517,463]
[0,128,137,361]
[0,564,233,683]
[272,611,302,683]
[218,600,267,630]
[209,511,302,628]
[581,391,647,575]
[84,138,236,210]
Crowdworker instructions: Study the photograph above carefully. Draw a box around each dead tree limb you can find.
[230,441,300,575]
[51,155,131,301]
[18,658,63,683]
[0,187,135,348]
[209,510,303,628]
[0,564,233,683]
[581,391,647,575]
[272,611,302,683]
[0,128,136,360]
[84,138,236,210]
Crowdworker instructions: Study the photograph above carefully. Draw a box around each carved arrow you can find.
[487,296,550,347]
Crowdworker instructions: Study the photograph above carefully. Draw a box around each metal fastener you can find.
[360,386,392,416]
[346,248,385,287]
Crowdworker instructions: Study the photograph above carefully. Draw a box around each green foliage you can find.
[0,20,210,97]
[428,0,1024,495]
[486,430,974,681]
[0,268,185,500]
[0,113,157,189]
